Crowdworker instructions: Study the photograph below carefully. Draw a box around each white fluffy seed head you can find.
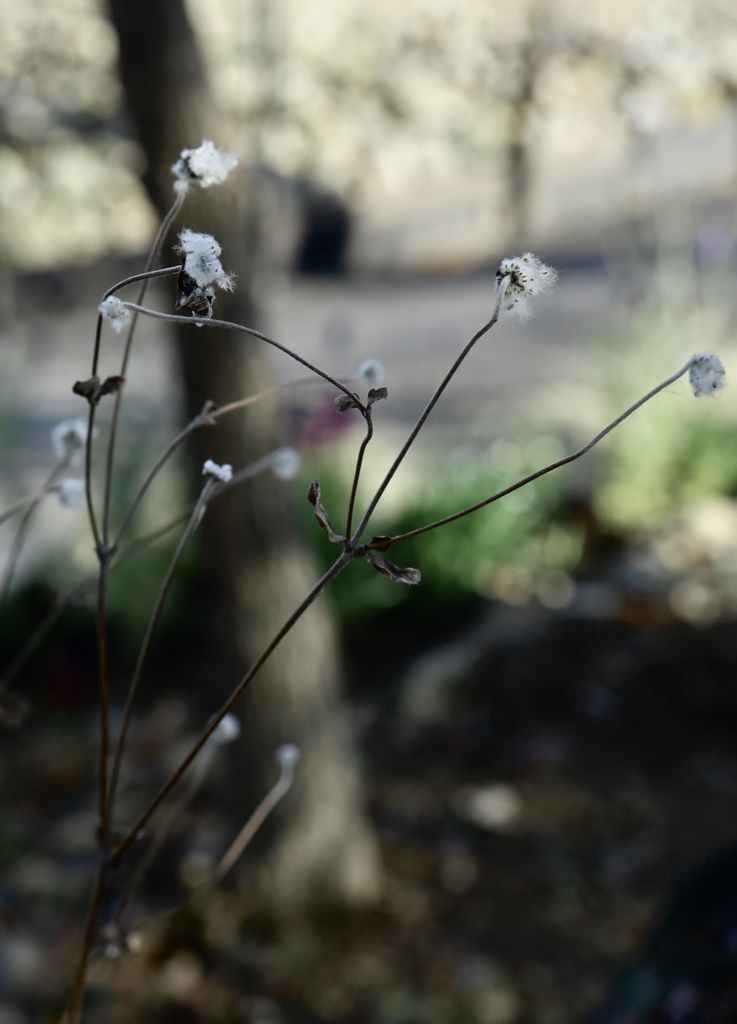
[171,140,239,191]
[496,253,557,321]
[689,353,727,398]
[177,229,235,291]
[202,459,233,482]
[98,295,132,334]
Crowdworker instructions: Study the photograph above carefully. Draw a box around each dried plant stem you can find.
[108,480,217,813]
[212,375,322,418]
[0,487,57,528]
[95,562,112,841]
[101,265,180,303]
[345,406,375,538]
[113,733,217,932]
[121,304,364,406]
[60,865,108,1024]
[101,190,185,543]
[374,360,694,547]
[112,403,217,548]
[351,281,509,544]
[0,458,70,604]
[124,759,297,938]
[110,550,352,867]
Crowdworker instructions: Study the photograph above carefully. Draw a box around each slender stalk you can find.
[101,265,180,302]
[351,282,509,544]
[107,480,216,814]
[113,734,217,932]
[112,404,216,549]
[110,550,353,867]
[211,376,321,418]
[91,314,105,379]
[101,192,185,545]
[60,864,108,1024]
[370,360,694,548]
[95,196,185,809]
[345,407,374,539]
[126,758,297,937]
[95,561,112,842]
[84,405,103,555]
[0,457,70,605]
[122,303,365,406]
[0,484,58,527]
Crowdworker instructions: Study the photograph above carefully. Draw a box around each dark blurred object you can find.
[589,844,737,1023]
[294,185,352,276]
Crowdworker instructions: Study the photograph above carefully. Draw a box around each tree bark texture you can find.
[106,0,383,916]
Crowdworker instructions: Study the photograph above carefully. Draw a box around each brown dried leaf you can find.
[99,375,125,398]
[367,387,388,406]
[73,376,101,403]
[365,550,421,585]
[368,535,394,552]
[335,393,361,414]
[307,480,345,544]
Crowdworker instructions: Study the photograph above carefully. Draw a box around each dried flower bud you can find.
[275,744,300,770]
[57,477,85,508]
[175,269,216,319]
[171,140,239,192]
[209,713,241,745]
[202,459,233,482]
[496,253,557,321]
[335,393,360,414]
[357,358,385,387]
[689,353,726,398]
[271,447,301,481]
[51,419,88,465]
[98,296,132,334]
[177,229,235,293]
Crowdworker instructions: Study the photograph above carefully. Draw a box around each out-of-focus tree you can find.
[102,0,385,916]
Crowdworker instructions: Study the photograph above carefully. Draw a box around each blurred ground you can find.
[3,557,737,1023]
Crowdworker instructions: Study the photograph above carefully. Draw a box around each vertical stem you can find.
[345,407,374,539]
[351,282,508,544]
[95,561,112,842]
[110,550,353,866]
[59,863,108,1024]
[107,481,215,813]
[0,458,70,607]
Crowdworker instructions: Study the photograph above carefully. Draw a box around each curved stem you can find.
[101,265,180,303]
[112,405,216,549]
[110,550,353,867]
[371,360,694,547]
[350,281,509,544]
[101,193,184,546]
[107,480,216,814]
[60,864,108,1024]
[125,759,297,936]
[121,303,364,406]
[345,407,374,538]
[0,457,70,605]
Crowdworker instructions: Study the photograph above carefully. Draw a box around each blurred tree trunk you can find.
[106,0,383,915]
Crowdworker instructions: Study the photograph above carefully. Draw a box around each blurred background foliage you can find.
[2,0,737,268]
